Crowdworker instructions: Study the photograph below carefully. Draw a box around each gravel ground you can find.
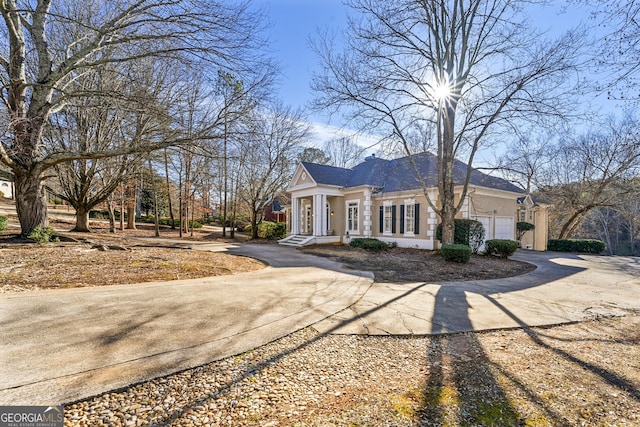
[65,314,640,427]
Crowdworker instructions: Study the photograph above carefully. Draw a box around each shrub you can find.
[436,219,485,254]
[485,239,518,258]
[441,244,471,263]
[27,225,59,243]
[0,215,6,231]
[257,221,287,239]
[547,239,605,254]
[516,221,535,240]
[350,238,390,252]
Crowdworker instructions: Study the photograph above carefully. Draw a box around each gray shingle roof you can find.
[302,152,523,194]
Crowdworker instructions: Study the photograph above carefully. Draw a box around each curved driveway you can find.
[1,242,639,406]
[0,242,373,405]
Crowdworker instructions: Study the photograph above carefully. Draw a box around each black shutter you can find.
[414,203,420,234]
[392,205,397,234]
[379,206,384,233]
[399,205,405,234]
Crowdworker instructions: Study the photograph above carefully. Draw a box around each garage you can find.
[495,217,515,240]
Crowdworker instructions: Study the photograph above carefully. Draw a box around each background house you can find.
[280,152,541,250]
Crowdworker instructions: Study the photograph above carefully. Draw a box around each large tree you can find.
[312,0,584,244]
[540,114,640,239]
[237,103,309,239]
[0,0,267,236]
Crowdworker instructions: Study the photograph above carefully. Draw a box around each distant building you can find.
[0,179,13,199]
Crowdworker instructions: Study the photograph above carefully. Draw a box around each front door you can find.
[305,205,312,234]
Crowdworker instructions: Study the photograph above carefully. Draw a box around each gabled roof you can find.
[301,152,523,194]
[301,162,352,187]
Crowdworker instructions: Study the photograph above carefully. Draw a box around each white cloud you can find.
[307,121,382,152]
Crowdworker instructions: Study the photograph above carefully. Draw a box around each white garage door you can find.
[473,216,492,240]
[495,217,515,240]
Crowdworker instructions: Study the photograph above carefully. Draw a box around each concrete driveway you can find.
[0,243,373,405]
[313,250,640,335]
[1,242,638,407]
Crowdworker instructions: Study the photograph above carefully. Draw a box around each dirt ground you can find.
[0,222,263,292]
[300,244,536,283]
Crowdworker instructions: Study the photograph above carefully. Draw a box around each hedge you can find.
[257,221,287,239]
[547,239,606,254]
[436,219,485,254]
[441,244,471,263]
[350,238,392,252]
[0,215,6,231]
[485,239,518,258]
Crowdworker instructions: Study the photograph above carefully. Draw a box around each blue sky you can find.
[254,1,617,153]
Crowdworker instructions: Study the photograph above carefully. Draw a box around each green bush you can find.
[0,215,7,231]
[257,221,287,239]
[27,225,59,243]
[547,239,605,254]
[485,239,518,258]
[436,219,485,254]
[350,238,391,252]
[441,244,471,263]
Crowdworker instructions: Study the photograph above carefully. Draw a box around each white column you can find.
[363,188,372,237]
[313,194,323,236]
[320,194,327,236]
[291,197,299,235]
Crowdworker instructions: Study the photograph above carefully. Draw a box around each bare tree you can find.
[298,147,331,164]
[582,0,640,100]
[494,133,554,194]
[237,103,309,239]
[312,0,585,244]
[0,0,269,236]
[322,136,363,169]
[540,114,640,239]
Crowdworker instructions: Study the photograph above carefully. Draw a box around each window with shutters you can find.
[403,199,419,236]
[383,202,393,234]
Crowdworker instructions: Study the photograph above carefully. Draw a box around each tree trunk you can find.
[73,206,91,232]
[107,198,116,233]
[150,157,160,237]
[126,204,137,229]
[439,104,457,246]
[164,149,176,230]
[14,170,49,237]
[120,187,125,231]
[251,213,259,239]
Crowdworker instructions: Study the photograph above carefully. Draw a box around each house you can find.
[280,152,541,250]
[263,194,289,223]
[517,194,549,251]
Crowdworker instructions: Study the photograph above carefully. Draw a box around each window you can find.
[384,204,393,234]
[405,203,415,235]
[347,201,359,233]
[401,200,419,236]
[519,210,526,222]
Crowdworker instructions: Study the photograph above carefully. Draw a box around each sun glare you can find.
[433,82,451,102]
